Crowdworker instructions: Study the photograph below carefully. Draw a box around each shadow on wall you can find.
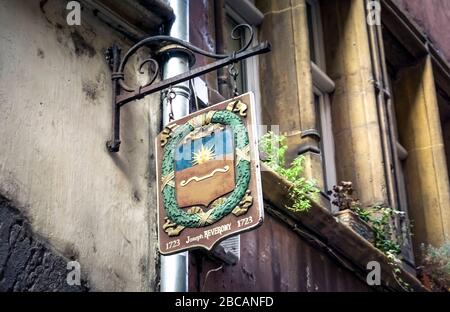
[0,194,89,292]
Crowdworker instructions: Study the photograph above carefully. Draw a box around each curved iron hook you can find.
[118,57,160,92]
[139,58,159,89]
[231,24,254,53]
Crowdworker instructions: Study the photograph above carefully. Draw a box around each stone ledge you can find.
[260,164,427,292]
[80,0,174,39]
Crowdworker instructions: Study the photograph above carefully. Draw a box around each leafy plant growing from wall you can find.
[259,132,319,212]
[331,181,412,291]
[420,240,450,292]
[331,182,404,255]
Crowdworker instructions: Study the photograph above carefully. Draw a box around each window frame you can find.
[306,0,327,71]
[213,1,264,262]
[307,0,338,208]
[223,3,263,134]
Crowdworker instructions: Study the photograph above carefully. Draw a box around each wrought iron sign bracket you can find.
[105,24,271,152]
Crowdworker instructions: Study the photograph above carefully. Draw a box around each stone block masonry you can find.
[0,195,88,292]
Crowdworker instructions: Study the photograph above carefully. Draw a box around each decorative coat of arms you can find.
[156,92,264,254]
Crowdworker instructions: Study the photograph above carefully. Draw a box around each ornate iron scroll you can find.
[105,24,271,152]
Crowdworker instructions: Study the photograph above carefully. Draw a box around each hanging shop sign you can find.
[156,92,264,255]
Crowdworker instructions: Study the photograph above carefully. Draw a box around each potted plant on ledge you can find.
[330,182,407,261]
[331,181,375,244]
[331,181,414,290]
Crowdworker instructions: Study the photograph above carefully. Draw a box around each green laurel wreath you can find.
[161,110,251,228]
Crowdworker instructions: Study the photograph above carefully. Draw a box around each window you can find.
[224,12,247,94]
[306,0,337,206]
[222,2,263,134]
[387,72,410,216]
[381,13,433,267]
[389,75,413,262]
[306,0,320,65]
[213,0,263,262]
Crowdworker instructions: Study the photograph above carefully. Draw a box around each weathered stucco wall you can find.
[0,0,160,291]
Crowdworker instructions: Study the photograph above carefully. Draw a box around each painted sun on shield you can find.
[156,92,264,255]
[175,126,235,208]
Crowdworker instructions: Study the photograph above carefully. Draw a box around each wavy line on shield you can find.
[180,165,230,187]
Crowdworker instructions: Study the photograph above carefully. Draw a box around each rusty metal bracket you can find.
[105,24,271,152]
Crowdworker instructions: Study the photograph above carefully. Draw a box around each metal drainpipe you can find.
[160,0,190,292]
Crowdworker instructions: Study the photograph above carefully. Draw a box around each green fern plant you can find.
[259,132,320,212]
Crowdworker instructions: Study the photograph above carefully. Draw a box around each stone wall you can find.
[0,195,87,291]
